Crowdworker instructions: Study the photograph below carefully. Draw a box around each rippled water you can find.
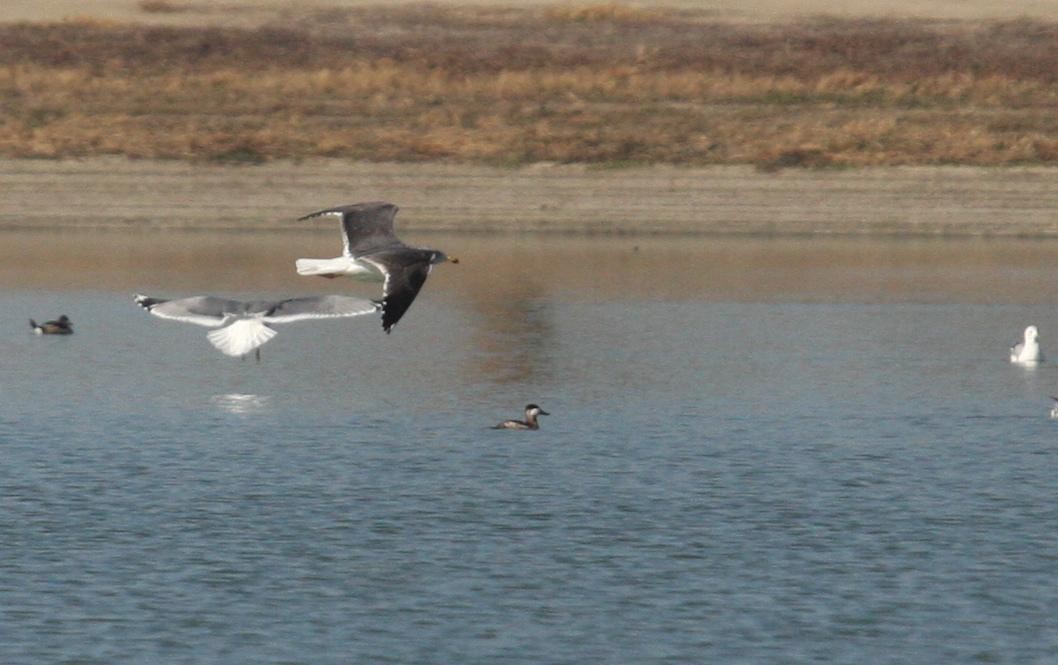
[3,232,1058,664]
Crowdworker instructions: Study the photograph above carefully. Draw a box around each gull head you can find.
[431,250,458,265]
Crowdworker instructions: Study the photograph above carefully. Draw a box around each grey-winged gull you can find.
[1010,325,1043,364]
[295,201,458,333]
[134,293,378,358]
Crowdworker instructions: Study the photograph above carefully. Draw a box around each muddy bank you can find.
[3,158,1058,236]
[6,0,1058,26]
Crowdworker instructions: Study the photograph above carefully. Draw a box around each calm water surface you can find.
[3,231,1058,663]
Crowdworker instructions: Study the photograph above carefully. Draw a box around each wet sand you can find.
[6,0,1058,25]
[3,158,1058,236]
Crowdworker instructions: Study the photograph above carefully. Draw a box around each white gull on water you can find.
[1010,325,1043,364]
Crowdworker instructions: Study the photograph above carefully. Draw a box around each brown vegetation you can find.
[136,1,190,14]
[4,5,1058,166]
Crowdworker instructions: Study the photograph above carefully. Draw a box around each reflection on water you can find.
[469,282,555,385]
[211,393,272,415]
[9,228,1058,392]
[7,229,1058,304]
[7,230,1058,664]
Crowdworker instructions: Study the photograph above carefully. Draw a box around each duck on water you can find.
[492,404,550,430]
[30,315,73,335]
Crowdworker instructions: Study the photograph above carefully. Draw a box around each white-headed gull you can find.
[1010,325,1043,364]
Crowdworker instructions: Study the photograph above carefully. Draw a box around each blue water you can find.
[4,236,1058,663]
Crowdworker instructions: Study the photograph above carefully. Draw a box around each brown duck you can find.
[30,315,73,335]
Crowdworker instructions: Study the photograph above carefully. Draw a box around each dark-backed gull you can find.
[295,201,458,333]
[134,293,378,358]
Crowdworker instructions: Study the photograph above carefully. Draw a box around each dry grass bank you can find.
[5,5,1058,166]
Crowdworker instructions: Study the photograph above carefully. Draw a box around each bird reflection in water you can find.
[211,393,271,415]
[466,281,555,385]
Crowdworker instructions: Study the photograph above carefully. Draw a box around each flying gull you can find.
[1010,325,1043,364]
[134,293,378,358]
[295,201,458,333]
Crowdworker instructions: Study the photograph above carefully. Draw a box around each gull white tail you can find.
[295,257,378,279]
[207,320,278,357]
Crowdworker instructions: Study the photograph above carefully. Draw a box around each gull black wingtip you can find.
[297,208,338,222]
[297,202,398,223]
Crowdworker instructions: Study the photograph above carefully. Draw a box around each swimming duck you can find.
[492,404,550,430]
[30,315,73,335]
[1010,325,1043,364]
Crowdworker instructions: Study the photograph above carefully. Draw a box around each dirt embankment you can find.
[5,3,1058,237]
[5,158,1058,236]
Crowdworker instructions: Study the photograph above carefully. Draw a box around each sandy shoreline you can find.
[6,0,1058,25]
[2,158,1058,236]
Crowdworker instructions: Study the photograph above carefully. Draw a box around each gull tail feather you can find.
[295,257,348,277]
[295,257,380,280]
[207,320,277,357]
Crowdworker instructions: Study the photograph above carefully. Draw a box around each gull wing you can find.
[134,294,239,328]
[362,253,433,333]
[298,201,402,257]
[261,295,379,324]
